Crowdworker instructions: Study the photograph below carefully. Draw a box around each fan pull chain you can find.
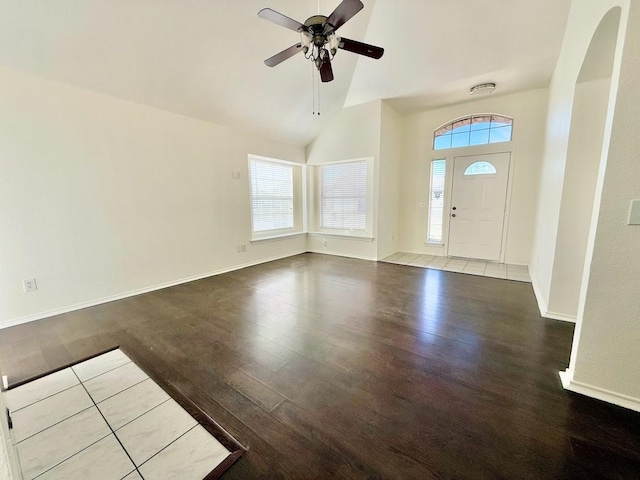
[312,62,315,115]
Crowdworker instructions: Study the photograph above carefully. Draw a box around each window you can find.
[434,114,513,150]
[249,157,295,235]
[320,160,367,231]
[427,159,446,244]
[464,161,497,175]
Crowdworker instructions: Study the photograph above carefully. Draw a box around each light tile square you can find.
[98,378,170,430]
[382,252,404,261]
[409,255,434,267]
[138,425,230,480]
[507,265,529,274]
[462,269,484,276]
[485,265,507,274]
[36,434,135,480]
[426,257,448,268]
[463,269,486,276]
[444,258,468,266]
[395,253,419,265]
[484,271,507,279]
[72,350,132,382]
[443,263,466,272]
[115,399,197,466]
[83,362,148,403]
[12,384,94,443]
[7,368,79,412]
[16,407,110,480]
[426,263,445,270]
[466,261,488,269]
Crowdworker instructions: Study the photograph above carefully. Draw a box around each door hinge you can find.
[6,408,12,430]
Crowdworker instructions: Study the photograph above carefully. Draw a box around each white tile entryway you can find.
[6,349,231,480]
[380,252,531,283]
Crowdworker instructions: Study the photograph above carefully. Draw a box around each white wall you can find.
[399,89,548,265]
[547,78,611,319]
[530,0,628,308]
[377,102,402,259]
[306,100,382,260]
[561,0,640,411]
[0,68,306,327]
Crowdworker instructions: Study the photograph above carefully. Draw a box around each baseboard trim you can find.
[559,369,640,413]
[306,249,377,261]
[530,273,576,323]
[530,272,549,316]
[1,250,306,330]
[544,311,577,323]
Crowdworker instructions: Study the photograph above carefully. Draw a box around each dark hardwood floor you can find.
[1,253,639,479]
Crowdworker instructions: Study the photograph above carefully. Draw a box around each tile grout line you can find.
[110,397,172,433]
[10,358,133,414]
[70,366,146,480]
[9,382,79,414]
[380,252,531,283]
[31,431,113,480]
[15,403,95,445]
[76,359,133,383]
[92,377,149,405]
[135,424,200,472]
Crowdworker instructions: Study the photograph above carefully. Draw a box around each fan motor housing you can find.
[304,15,334,46]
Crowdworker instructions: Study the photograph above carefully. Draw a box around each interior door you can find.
[447,152,511,261]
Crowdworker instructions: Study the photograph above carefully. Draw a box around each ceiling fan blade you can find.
[264,43,303,67]
[258,8,305,32]
[338,37,384,59]
[320,58,334,83]
[326,0,364,31]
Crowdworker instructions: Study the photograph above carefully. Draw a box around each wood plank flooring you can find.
[1,253,639,479]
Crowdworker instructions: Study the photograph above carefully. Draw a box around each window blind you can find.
[427,159,446,243]
[320,161,367,230]
[249,159,294,233]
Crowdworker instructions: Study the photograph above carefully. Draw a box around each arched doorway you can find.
[547,7,623,320]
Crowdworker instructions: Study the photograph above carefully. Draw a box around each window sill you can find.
[425,242,445,247]
[308,232,374,242]
[250,232,306,244]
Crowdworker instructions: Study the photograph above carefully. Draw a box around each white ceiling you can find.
[0,1,571,146]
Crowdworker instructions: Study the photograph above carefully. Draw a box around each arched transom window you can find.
[434,114,513,150]
[464,161,497,175]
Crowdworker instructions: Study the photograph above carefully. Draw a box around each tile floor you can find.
[5,349,231,480]
[380,252,531,283]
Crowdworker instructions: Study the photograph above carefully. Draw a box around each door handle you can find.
[451,214,456,218]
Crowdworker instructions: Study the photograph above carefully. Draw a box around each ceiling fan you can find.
[258,0,384,83]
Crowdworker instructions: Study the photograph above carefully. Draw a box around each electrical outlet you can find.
[322,239,327,250]
[22,278,37,292]
[241,244,246,252]
[419,202,425,208]
[232,171,241,180]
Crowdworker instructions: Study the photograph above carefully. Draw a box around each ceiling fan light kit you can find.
[258,0,384,84]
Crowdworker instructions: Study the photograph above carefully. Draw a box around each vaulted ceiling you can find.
[0,1,571,146]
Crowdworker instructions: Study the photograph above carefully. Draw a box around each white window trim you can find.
[432,113,514,151]
[310,157,375,239]
[427,158,446,246]
[248,154,305,242]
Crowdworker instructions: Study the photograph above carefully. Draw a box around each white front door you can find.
[447,152,511,261]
